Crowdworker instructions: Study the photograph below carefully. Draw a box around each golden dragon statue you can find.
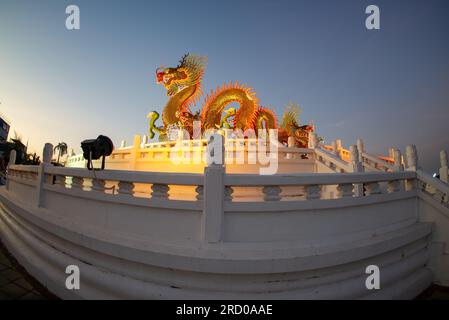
[148,53,277,139]
[148,53,314,147]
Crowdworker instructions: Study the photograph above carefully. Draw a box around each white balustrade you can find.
[4,140,425,247]
[315,147,353,173]
[417,170,449,207]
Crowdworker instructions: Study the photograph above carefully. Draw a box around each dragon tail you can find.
[255,106,278,130]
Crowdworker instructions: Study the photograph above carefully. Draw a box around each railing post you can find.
[388,148,395,159]
[392,149,405,191]
[357,139,365,163]
[286,136,296,159]
[350,145,363,172]
[406,145,418,171]
[393,149,404,171]
[130,135,141,170]
[308,132,318,149]
[332,139,341,158]
[140,135,148,148]
[5,150,17,190]
[335,139,342,152]
[350,145,364,196]
[201,134,225,243]
[36,143,53,208]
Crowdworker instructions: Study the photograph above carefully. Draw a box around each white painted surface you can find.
[1,143,449,299]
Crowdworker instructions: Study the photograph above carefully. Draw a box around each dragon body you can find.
[150,53,313,146]
[278,103,314,148]
[152,54,277,140]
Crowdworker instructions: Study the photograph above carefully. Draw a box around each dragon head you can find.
[156,53,207,96]
[156,66,188,96]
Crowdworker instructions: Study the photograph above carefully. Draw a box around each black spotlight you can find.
[81,135,114,170]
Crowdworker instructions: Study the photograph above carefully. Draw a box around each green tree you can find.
[54,142,68,164]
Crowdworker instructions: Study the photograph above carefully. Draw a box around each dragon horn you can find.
[178,53,189,67]
[156,66,165,74]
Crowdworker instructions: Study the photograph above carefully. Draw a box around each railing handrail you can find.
[9,163,414,188]
[315,147,353,172]
[362,152,396,171]
[417,169,449,195]
[45,165,203,186]
[224,170,415,186]
[8,165,39,173]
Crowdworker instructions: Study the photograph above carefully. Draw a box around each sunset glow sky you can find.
[1,0,448,171]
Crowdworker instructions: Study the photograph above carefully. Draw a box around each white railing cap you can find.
[225,171,416,186]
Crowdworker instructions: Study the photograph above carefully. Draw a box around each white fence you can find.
[2,136,449,298]
[5,138,421,244]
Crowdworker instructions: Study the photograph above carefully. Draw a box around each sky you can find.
[0,0,448,171]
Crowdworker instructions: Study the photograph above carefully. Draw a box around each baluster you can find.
[55,175,66,188]
[151,183,169,199]
[92,179,106,193]
[364,182,381,195]
[225,186,234,201]
[405,179,417,191]
[387,180,400,193]
[417,180,427,192]
[434,189,446,204]
[337,184,353,198]
[263,186,282,201]
[71,176,84,190]
[443,192,449,205]
[195,185,204,200]
[118,181,135,195]
[305,184,321,199]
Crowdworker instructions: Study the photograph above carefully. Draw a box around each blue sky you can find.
[0,0,448,171]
